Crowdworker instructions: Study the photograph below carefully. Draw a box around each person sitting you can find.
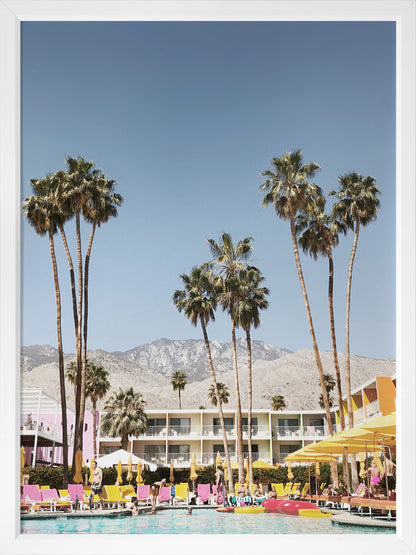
[268,485,278,499]
[252,484,266,504]
[236,484,251,506]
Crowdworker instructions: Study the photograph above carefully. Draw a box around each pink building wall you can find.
[23,410,98,467]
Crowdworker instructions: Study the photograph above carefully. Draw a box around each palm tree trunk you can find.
[245,327,253,488]
[72,210,84,471]
[289,216,334,435]
[80,223,96,454]
[231,317,244,484]
[59,224,79,360]
[200,317,233,491]
[48,230,69,487]
[327,251,349,488]
[178,390,182,410]
[345,219,361,489]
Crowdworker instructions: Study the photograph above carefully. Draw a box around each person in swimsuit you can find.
[384,448,396,497]
[215,465,226,507]
[90,461,104,510]
[268,485,278,499]
[150,478,166,507]
[367,460,382,496]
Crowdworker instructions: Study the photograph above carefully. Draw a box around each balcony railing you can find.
[202,425,235,437]
[167,453,191,464]
[20,420,62,441]
[353,407,365,424]
[242,425,269,437]
[302,425,328,438]
[142,452,166,465]
[200,451,272,466]
[275,425,302,438]
[366,400,380,418]
[143,425,167,436]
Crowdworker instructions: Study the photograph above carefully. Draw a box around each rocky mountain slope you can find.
[21,341,395,412]
[113,338,291,381]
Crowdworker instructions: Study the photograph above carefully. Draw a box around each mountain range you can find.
[21,339,396,411]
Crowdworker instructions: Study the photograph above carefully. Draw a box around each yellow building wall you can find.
[376,377,396,415]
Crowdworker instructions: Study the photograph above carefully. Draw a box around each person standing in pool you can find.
[215,465,226,507]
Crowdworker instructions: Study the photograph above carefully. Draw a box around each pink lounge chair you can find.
[68,484,89,510]
[197,483,211,504]
[137,485,151,505]
[40,488,72,512]
[22,485,53,511]
[158,486,172,505]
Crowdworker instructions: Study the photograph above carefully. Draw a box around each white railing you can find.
[202,425,235,437]
[302,425,328,438]
[353,407,365,423]
[168,426,199,437]
[242,425,270,437]
[167,453,191,464]
[366,400,379,417]
[143,425,167,436]
[200,452,272,466]
[142,452,166,465]
[275,425,302,438]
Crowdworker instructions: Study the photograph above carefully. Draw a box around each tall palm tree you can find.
[270,395,286,411]
[23,183,69,486]
[85,363,110,459]
[173,265,233,490]
[319,373,336,409]
[208,383,229,406]
[330,172,380,489]
[235,267,269,488]
[81,177,122,430]
[260,150,334,437]
[171,370,188,410]
[207,233,254,484]
[65,360,78,402]
[295,203,347,432]
[100,387,147,451]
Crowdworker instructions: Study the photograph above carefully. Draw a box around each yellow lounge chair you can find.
[289,482,301,497]
[299,483,310,499]
[284,482,293,495]
[270,483,285,497]
[173,482,189,505]
[235,482,249,496]
[120,485,136,500]
[102,485,127,509]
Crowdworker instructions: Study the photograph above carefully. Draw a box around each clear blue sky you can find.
[21,21,396,359]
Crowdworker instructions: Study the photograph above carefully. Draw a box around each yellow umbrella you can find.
[275,462,280,469]
[169,460,175,483]
[287,462,294,480]
[127,454,133,482]
[315,461,321,482]
[223,458,228,482]
[73,449,83,483]
[359,454,367,479]
[136,461,143,485]
[244,459,249,484]
[116,460,123,484]
[190,453,198,482]
[253,460,277,469]
[360,412,396,437]
[89,458,95,484]
[20,447,25,485]
[215,451,222,468]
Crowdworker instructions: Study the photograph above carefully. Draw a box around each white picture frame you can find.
[0,1,414,554]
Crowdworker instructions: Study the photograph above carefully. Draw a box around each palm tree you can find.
[173,265,233,490]
[260,150,334,437]
[330,172,380,489]
[295,203,347,432]
[22,182,69,486]
[100,387,147,451]
[319,373,336,409]
[208,383,230,406]
[85,363,110,459]
[270,395,286,411]
[207,233,254,484]
[171,370,188,409]
[235,267,269,487]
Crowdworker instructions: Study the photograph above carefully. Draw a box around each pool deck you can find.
[21,505,396,530]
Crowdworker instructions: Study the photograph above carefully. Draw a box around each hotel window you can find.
[213,417,233,434]
[168,444,190,462]
[145,445,166,461]
[213,444,235,457]
[169,418,191,435]
[242,417,258,434]
[278,418,298,435]
[146,418,166,436]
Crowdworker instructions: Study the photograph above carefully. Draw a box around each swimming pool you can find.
[21,510,395,535]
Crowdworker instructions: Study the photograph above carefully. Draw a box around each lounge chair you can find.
[120,485,136,500]
[173,482,189,505]
[137,485,151,505]
[67,484,90,510]
[270,483,285,498]
[102,485,127,509]
[157,486,172,505]
[197,483,212,504]
[40,488,72,512]
[299,483,310,499]
[22,485,54,512]
[284,482,293,495]
[289,482,301,498]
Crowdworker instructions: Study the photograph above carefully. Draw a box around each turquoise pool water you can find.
[21,510,395,535]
